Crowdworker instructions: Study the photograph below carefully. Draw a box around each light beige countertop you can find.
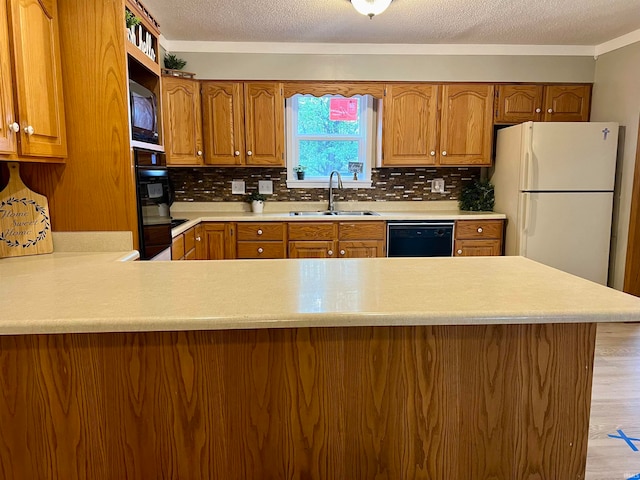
[170,201,507,236]
[1,254,639,335]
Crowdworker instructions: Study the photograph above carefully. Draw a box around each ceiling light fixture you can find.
[350,0,393,19]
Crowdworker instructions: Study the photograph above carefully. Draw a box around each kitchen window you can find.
[285,94,377,188]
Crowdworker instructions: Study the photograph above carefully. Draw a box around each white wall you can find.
[591,42,640,290]
[174,52,595,82]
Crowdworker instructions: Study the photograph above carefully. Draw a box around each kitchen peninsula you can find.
[2,253,640,479]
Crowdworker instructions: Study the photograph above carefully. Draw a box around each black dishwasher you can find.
[387,221,455,257]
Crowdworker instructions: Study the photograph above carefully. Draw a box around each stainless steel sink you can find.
[289,211,379,216]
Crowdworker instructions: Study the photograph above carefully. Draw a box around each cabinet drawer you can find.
[171,234,185,260]
[237,222,285,241]
[455,220,503,239]
[288,222,337,241]
[338,222,385,240]
[184,247,197,260]
[237,242,286,259]
[183,227,196,252]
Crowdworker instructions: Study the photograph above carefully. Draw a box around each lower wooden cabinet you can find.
[171,226,197,260]
[288,221,385,259]
[454,219,504,256]
[236,222,286,259]
[195,223,236,260]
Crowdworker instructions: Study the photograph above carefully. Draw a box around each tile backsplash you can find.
[170,167,480,202]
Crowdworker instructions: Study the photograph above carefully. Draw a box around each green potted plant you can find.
[164,53,187,71]
[459,179,495,211]
[293,165,306,180]
[248,191,267,213]
[125,10,141,28]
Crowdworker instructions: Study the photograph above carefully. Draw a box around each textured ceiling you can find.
[146,0,640,46]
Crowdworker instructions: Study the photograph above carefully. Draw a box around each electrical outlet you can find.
[258,180,273,195]
[431,178,445,194]
[231,180,245,194]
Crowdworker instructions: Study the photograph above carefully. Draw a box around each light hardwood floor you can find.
[587,323,640,479]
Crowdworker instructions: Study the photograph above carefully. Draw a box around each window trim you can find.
[285,94,376,189]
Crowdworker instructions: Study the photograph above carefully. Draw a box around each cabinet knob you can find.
[430,151,436,156]
[327,250,333,256]
[535,108,541,113]
[247,150,253,156]
[195,236,201,241]
[197,150,203,156]
[25,125,34,136]
[8,122,19,133]
[340,250,345,255]
[257,247,264,254]
[257,229,263,235]
[235,151,240,156]
[477,227,483,233]
[441,151,447,156]
[457,249,463,255]
[547,108,553,113]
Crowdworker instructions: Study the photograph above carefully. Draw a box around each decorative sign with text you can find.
[0,163,53,258]
[126,8,157,64]
[329,98,359,121]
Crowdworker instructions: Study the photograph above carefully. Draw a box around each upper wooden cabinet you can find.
[543,85,591,122]
[0,0,67,161]
[162,76,203,166]
[495,84,591,124]
[439,84,494,166]
[201,81,285,167]
[383,84,494,167]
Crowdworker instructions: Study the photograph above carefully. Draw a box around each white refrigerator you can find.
[491,121,618,285]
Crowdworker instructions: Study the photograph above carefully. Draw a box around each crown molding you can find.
[161,40,595,56]
[594,28,640,57]
[159,30,640,57]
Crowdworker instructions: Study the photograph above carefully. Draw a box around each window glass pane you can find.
[299,140,359,177]
[297,96,360,136]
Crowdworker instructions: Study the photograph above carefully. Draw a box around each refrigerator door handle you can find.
[519,194,531,255]
[521,123,534,190]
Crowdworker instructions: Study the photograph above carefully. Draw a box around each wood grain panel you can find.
[183,226,195,252]
[201,81,244,166]
[495,84,544,124]
[338,240,384,258]
[543,85,592,122]
[455,219,504,239]
[283,81,385,99]
[454,239,502,256]
[623,120,640,296]
[8,0,67,159]
[162,76,203,166]
[288,222,336,241]
[236,222,285,241]
[236,241,285,259]
[382,84,439,166]
[338,221,385,240]
[244,82,284,166]
[20,0,138,247]
[288,240,335,258]
[440,84,494,166]
[171,233,184,260]
[0,0,16,156]
[0,324,596,479]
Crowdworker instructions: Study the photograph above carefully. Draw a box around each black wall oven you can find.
[134,149,172,260]
[387,221,455,257]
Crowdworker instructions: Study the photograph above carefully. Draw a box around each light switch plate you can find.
[432,178,445,194]
[258,180,273,195]
[231,180,245,195]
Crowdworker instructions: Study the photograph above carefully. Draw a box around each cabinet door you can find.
[439,84,494,166]
[196,223,235,260]
[243,82,284,166]
[495,85,543,124]
[9,0,66,158]
[171,233,185,260]
[454,239,502,256]
[201,81,244,166]
[162,77,203,165]
[0,0,16,155]
[543,85,591,122]
[382,84,438,166]
[288,241,335,258]
[338,240,384,258]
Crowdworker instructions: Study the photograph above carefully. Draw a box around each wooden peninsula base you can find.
[0,323,596,479]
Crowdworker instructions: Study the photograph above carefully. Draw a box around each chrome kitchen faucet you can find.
[328,170,343,212]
